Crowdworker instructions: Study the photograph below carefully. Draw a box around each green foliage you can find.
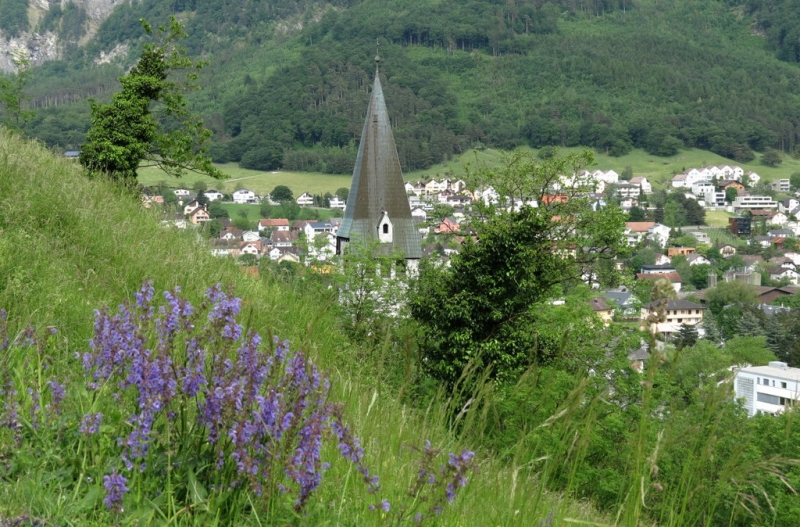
[791,171,800,191]
[270,184,294,203]
[409,150,626,386]
[705,280,759,315]
[650,277,678,302]
[762,148,783,167]
[79,17,224,183]
[0,0,29,36]
[725,186,738,204]
[0,53,33,131]
[662,193,705,227]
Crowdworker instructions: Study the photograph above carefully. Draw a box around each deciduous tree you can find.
[409,150,627,386]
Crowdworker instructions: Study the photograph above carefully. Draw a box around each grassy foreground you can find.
[0,131,612,524]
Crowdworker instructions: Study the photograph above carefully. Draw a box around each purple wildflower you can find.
[103,469,129,513]
[79,413,103,435]
[47,380,66,414]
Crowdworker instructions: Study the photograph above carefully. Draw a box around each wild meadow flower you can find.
[79,413,102,435]
[103,469,129,513]
[385,441,477,523]
[77,282,381,513]
[47,380,66,414]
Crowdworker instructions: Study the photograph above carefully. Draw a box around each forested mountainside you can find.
[8,0,800,173]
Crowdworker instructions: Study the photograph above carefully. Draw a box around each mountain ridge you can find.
[7,0,800,174]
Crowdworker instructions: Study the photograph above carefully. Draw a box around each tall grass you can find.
[0,131,613,524]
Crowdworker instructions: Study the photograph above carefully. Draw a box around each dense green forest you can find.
[11,0,800,173]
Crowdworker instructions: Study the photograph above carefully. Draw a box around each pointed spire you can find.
[375,39,381,74]
[336,56,422,260]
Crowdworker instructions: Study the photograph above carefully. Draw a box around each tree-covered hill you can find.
[14,0,800,174]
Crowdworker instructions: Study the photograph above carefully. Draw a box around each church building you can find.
[335,54,422,271]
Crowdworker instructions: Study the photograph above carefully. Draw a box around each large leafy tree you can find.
[79,17,223,182]
[409,150,627,386]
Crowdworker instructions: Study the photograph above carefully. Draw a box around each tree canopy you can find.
[409,150,627,386]
[79,17,223,182]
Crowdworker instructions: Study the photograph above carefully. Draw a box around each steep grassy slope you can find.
[0,129,609,524]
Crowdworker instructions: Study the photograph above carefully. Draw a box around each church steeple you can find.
[336,58,422,262]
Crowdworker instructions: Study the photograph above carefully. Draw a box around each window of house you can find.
[782,382,787,389]
[383,224,389,234]
[757,393,781,405]
[677,318,682,323]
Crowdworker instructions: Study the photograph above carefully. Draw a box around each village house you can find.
[688,231,711,245]
[204,190,224,201]
[667,247,696,257]
[434,217,460,234]
[771,179,791,193]
[640,299,705,336]
[187,207,210,225]
[635,272,683,293]
[718,180,745,192]
[219,227,243,241]
[629,177,652,194]
[719,244,737,257]
[242,231,261,242]
[271,230,294,247]
[686,253,711,266]
[296,192,314,206]
[232,189,258,204]
[304,221,335,241]
[173,189,191,197]
[589,297,614,326]
[258,218,290,232]
[624,222,669,248]
[769,267,800,285]
[329,196,346,210]
[778,198,800,214]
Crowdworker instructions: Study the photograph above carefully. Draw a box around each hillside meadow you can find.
[0,130,610,525]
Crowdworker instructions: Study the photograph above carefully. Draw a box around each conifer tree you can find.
[80,17,223,183]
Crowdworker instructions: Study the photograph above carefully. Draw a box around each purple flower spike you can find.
[103,469,129,513]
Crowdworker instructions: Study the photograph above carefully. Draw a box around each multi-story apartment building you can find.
[734,362,800,417]
[731,195,777,210]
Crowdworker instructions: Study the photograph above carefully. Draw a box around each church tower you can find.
[335,53,422,269]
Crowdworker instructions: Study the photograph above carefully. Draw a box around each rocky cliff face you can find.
[0,0,125,72]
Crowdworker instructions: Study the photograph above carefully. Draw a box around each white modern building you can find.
[731,195,777,210]
[734,362,800,417]
[232,189,258,204]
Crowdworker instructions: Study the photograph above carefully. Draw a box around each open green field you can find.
[138,163,352,196]
[220,203,339,221]
[705,210,734,228]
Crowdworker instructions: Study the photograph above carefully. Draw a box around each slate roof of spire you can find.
[336,61,422,259]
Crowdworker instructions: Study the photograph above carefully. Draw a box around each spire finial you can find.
[375,39,380,73]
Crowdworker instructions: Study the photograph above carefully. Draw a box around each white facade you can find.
[732,195,777,210]
[630,177,652,194]
[205,191,224,201]
[296,192,314,206]
[734,362,800,417]
[233,189,258,204]
[329,196,346,210]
